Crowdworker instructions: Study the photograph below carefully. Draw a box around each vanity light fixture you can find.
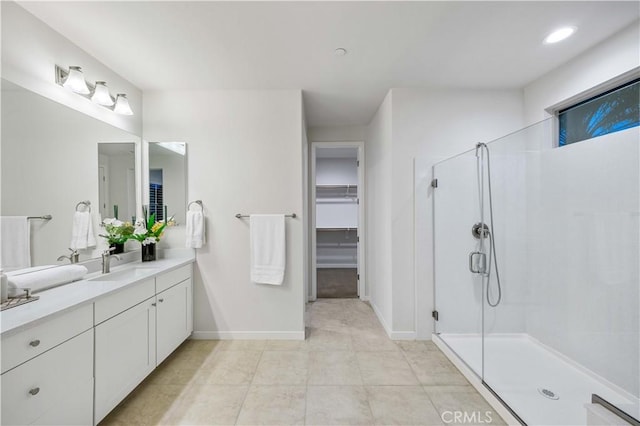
[113,94,134,116]
[91,81,115,107]
[62,66,91,94]
[55,65,133,115]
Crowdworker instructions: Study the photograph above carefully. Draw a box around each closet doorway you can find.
[310,142,365,301]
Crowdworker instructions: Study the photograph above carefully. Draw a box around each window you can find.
[149,169,164,221]
[558,78,639,146]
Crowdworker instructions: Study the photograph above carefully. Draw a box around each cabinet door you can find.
[1,329,93,426]
[156,279,192,365]
[94,297,157,424]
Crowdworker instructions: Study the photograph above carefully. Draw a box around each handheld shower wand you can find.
[472,142,502,307]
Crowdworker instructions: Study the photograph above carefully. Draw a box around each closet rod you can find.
[317,227,356,231]
[235,213,297,218]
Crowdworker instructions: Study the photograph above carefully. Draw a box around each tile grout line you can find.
[233,346,265,426]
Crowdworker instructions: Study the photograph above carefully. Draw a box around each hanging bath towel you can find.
[70,211,96,250]
[0,216,31,271]
[250,214,285,285]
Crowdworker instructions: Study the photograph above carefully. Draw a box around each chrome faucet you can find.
[101,247,121,274]
[57,248,80,264]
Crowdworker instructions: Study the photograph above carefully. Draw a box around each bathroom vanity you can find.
[0,253,195,425]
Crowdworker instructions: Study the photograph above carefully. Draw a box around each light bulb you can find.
[544,27,576,44]
[63,66,90,94]
[114,94,134,115]
[91,81,114,106]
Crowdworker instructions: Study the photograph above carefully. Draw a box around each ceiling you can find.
[19,1,640,127]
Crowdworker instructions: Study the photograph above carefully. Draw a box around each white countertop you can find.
[1,251,195,337]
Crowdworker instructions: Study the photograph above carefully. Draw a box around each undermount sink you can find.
[89,267,158,282]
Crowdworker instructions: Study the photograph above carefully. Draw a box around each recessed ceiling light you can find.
[334,48,347,57]
[544,27,576,44]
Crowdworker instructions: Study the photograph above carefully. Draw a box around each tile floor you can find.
[100,299,504,425]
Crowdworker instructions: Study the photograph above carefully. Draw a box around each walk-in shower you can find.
[431,116,639,425]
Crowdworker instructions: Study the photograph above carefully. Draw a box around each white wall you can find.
[393,88,524,338]
[365,92,394,333]
[316,158,358,186]
[308,125,366,142]
[1,2,142,136]
[522,21,640,397]
[143,89,305,339]
[524,21,640,126]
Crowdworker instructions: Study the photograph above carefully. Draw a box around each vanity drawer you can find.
[1,328,93,426]
[156,264,192,293]
[1,303,93,374]
[94,278,155,325]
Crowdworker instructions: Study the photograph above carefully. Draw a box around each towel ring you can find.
[188,200,203,211]
[75,200,91,212]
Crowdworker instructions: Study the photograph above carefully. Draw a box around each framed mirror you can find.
[147,142,187,225]
[98,143,138,223]
[0,79,141,270]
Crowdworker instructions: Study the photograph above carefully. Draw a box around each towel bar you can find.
[235,213,296,218]
[188,200,203,210]
[27,215,53,220]
[75,200,91,212]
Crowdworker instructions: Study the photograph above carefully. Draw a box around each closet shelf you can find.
[316,184,358,188]
[317,227,357,231]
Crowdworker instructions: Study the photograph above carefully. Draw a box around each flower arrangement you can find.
[99,218,134,245]
[130,213,172,246]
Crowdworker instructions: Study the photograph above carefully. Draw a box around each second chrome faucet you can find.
[101,247,121,274]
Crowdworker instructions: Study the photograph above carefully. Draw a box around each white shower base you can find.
[436,333,639,425]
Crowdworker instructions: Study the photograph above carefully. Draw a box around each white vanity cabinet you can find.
[156,264,193,365]
[94,280,157,424]
[94,264,193,424]
[1,305,94,426]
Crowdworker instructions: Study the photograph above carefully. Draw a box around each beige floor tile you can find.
[100,384,185,425]
[164,384,248,425]
[196,350,262,384]
[427,389,505,425]
[214,339,268,351]
[305,327,353,351]
[351,333,400,352]
[308,351,363,385]
[396,340,433,352]
[252,351,309,385]
[306,385,374,425]
[236,385,306,425]
[403,351,471,386]
[264,340,305,351]
[366,386,444,426]
[423,385,476,395]
[357,351,420,385]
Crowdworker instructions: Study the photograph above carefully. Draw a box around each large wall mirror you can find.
[0,79,141,270]
[148,142,187,225]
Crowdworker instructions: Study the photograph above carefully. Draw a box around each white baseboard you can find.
[360,295,370,302]
[369,301,416,340]
[432,334,521,426]
[191,331,305,340]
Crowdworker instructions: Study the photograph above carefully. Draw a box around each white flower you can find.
[134,226,147,235]
[102,218,115,225]
[112,220,123,227]
[142,237,157,245]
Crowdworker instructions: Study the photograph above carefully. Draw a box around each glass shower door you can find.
[433,149,484,377]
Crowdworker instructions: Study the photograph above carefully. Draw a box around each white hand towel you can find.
[250,214,285,285]
[70,211,96,250]
[7,264,88,294]
[0,216,31,271]
[186,210,205,248]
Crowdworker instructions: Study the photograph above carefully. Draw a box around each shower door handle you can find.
[469,251,486,274]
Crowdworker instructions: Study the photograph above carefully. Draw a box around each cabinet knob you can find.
[28,387,40,396]
[151,303,157,307]
[29,339,40,347]
[159,298,164,303]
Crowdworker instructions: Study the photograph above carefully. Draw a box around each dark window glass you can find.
[558,78,639,146]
